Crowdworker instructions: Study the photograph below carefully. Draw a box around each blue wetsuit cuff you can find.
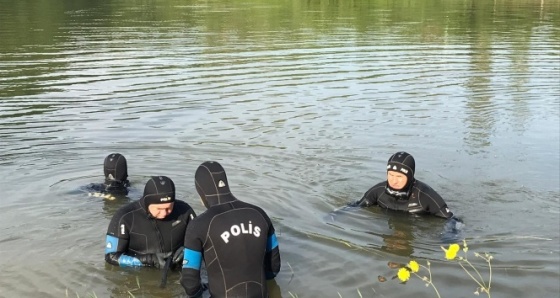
[266,234,278,252]
[105,235,119,254]
[183,248,202,270]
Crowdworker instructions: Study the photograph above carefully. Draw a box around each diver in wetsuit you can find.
[354,151,454,219]
[181,161,281,298]
[87,153,130,196]
[105,176,196,269]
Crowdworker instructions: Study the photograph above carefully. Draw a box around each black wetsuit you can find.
[87,180,130,196]
[356,180,453,219]
[181,161,281,298]
[105,197,196,267]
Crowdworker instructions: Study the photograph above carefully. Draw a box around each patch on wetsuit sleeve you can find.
[266,233,278,251]
[183,248,202,270]
[105,235,119,254]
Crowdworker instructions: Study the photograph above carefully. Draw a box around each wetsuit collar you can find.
[385,179,415,200]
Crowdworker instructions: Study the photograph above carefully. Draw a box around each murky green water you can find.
[1,0,559,297]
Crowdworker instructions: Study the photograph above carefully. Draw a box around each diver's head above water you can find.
[104,153,128,184]
[386,151,415,198]
[195,161,235,208]
[92,153,129,195]
[141,176,176,219]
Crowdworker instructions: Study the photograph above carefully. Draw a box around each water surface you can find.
[1,0,559,297]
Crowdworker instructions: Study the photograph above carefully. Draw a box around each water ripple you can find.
[1,1,559,297]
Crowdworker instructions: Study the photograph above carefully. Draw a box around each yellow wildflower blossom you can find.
[441,243,461,260]
[407,260,420,273]
[397,267,411,282]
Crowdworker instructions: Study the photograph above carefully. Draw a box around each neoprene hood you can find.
[104,153,128,183]
[142,176,176,208]
[195,161,234,208]
[387,151,416,188]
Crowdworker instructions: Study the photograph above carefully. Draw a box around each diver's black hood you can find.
[386,151,416,196]
[195,161,236,208]
[140,176,176,212]
[104,153,128,183]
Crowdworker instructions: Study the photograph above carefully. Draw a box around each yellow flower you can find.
[441,243,461,260]
[407,260,420,273]
[397,267,411,282]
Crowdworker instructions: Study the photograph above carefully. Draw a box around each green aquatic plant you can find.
[382,239,493,298]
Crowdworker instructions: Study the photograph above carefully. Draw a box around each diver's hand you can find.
[138,252,172,268]
[201,283,208,291]
[172,246,184,267]
[441,216,464,243]
[185,283,209,298]
[154,252,172,268]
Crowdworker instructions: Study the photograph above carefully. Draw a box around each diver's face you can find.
[148,202,174,219]
[387,171,408,190]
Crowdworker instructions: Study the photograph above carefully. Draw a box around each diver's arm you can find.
[435,204,454,219]
[352,182,384,207]
[265,224,281,279]
[104,212,155,267]
[105,228,145,267]
[185,206,197,224]
[181,224,205,297]
[418,187,454,219]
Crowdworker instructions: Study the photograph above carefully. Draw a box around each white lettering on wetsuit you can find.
[220,221,261,243]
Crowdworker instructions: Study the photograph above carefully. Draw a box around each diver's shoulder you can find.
[114,200,143,217]
[187,209,215,229]
[232,200,272,221]
[371,181,386,189]
[85,183,106,193]
[364,181,386,194]
[413,180,436,191]
[232,199,263,210]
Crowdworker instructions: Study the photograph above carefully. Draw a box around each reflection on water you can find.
[381,216,415,257]
[99,195,133,219]
[0,0,559,297]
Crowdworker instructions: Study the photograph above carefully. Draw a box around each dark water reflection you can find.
[1,0,559,297]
